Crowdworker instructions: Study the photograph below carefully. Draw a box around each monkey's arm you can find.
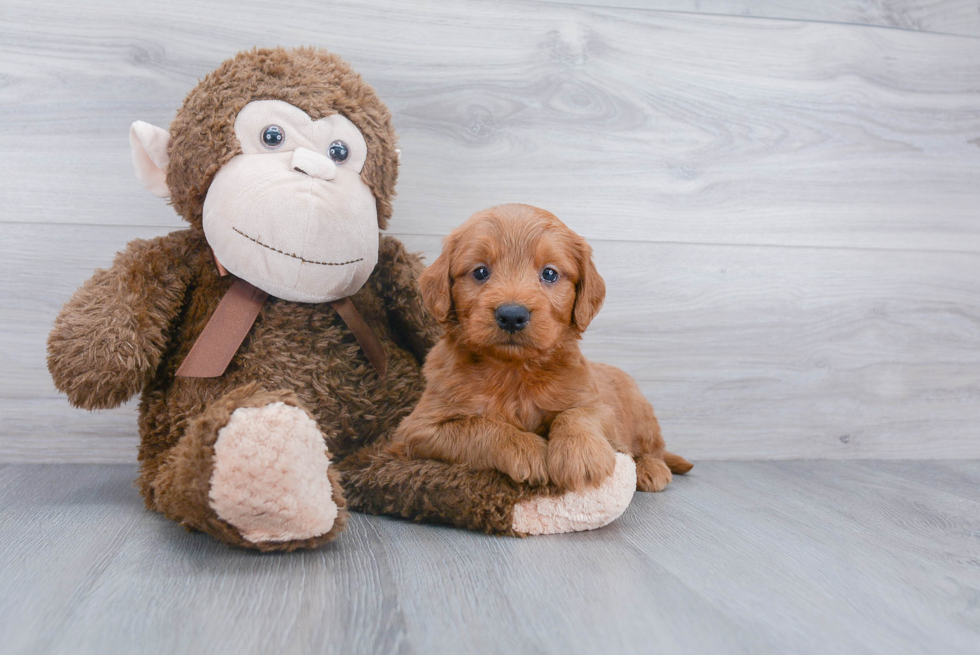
[371,235,440,363]
[339,440,637,537]
[47,230,200,410]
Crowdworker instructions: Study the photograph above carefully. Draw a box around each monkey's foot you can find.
[209,401,340,544]
[511,453,636,535]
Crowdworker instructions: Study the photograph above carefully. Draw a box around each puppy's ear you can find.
[572,237,606,330]
[419,234,457,323]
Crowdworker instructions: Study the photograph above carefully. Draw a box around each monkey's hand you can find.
[47,232,196,410]
[373,235,440,363]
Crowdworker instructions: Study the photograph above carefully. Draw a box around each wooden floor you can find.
[1,460,977,655]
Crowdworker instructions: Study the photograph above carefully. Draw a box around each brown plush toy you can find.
[47,47,637,551]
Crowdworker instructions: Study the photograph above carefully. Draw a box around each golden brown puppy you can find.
[391,203,692,492]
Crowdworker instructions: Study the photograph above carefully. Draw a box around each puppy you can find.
[391,204,692,492]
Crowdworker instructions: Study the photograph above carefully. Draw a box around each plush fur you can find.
[511,453,637,535]
[391,204,692,492]
[167,47,399,230]
[209,401,339,543]
[48,48,634,549]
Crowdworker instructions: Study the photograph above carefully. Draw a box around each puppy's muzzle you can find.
[495,304,530,334]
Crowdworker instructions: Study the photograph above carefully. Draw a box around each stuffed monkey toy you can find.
[47,47,636,551]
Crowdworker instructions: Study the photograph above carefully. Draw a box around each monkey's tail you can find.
[663,451,693,474]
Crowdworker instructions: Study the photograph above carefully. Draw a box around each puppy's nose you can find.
[495,304,530,333]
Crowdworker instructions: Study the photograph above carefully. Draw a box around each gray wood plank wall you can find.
[546,0,980,37]
[2,0,978,462]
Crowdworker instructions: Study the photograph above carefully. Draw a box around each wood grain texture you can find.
[1,0,979,251]
[542,0,980,38]
[2,0,979,462]
[0,461,977,654]
[4,224,979,462]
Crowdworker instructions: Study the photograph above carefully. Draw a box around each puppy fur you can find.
[391,204,692,492]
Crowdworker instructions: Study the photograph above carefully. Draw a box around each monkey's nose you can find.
[292,147,337,181]
[495,304,530,333]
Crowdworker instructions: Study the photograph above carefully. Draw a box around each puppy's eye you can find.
[472,266,490,282]
[261,125,285,149]
[541,267,559,283]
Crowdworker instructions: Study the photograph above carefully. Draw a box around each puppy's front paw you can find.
[547,433,617,492]
[498,433,550,486]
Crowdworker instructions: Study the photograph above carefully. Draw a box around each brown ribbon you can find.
[176,257,388,379]
[175,279,268,378]
[328,296,388,378]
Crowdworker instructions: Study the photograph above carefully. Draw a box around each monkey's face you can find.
[202,100,379,303]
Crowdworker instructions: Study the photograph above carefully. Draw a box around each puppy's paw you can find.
[498,433,550,487]
[547,433,617,492]
[635,455,672,492]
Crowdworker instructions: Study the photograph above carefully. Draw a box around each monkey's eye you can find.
[541,267,559,283]
[472,266,490,282]
[328,140,350,163]
[261,125,285,149]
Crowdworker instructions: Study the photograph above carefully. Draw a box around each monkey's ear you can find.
[129,121,172,198]
[418,235,457,323]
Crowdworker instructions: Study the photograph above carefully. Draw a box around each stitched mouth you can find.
[233,227,363,266]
